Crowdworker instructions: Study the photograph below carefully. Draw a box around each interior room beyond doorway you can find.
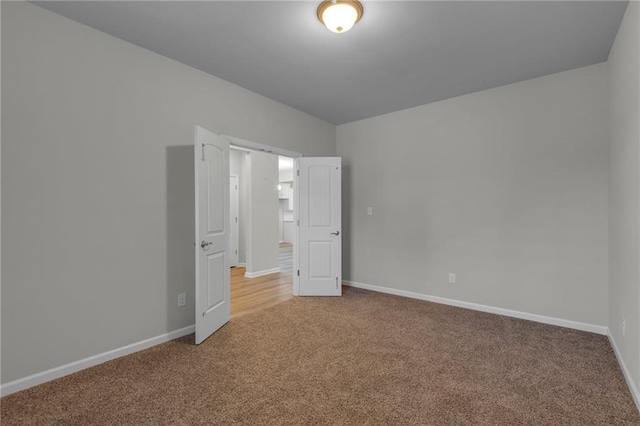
[229,146,296,317]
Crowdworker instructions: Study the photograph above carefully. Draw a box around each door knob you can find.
[201,241,213,249]
[331,231,340,236]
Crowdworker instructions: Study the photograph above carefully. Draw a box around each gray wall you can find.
[246,151,280,274]
[608,1,640,390]
[230,149,280,271]
[1,2,335,384]
[337,63,609,326]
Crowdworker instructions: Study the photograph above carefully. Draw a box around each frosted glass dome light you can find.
[317,0,363,34]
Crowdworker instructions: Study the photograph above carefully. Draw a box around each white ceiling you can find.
[34,1,627,125]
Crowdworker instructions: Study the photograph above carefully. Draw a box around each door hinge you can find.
[297,169,299,176]
[235,249,238,255]
[297,270,300,277]
[235,217,238,223]
[336,277,339,289]
[201,143,205,161]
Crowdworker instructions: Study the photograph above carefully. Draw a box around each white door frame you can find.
[222,135,302,296]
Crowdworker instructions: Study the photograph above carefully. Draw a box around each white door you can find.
[229,174,239,267]
[195,126,230,344]
[297,157,342,296]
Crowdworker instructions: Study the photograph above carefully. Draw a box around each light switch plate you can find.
[178,293,187,307]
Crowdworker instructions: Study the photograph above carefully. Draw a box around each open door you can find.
[297,157,342,296]
[194,126,230,344]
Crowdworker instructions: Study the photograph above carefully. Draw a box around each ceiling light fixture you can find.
[317,0,363,34]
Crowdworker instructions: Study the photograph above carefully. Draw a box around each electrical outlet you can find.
[448,273,456,284]
[622,318,626,336]
[367,207,373,216]
[178,293,187,307]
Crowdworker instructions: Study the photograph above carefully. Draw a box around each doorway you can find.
[226,137,300,318]
[195,127,342,344]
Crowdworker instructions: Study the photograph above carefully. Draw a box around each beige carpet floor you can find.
[2,287,639,425]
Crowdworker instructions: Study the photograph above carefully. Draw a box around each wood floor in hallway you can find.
[230,243,293,318]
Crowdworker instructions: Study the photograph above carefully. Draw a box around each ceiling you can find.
[34,1,627,125]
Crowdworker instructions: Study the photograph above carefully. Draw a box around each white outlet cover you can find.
[448,273,456,284]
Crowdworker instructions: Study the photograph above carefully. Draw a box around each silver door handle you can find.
[331,231,340,236]
[201,241,213,249]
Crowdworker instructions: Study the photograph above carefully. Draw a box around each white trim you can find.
[223,135,302,159]
[0,325,195,397]
[245,267,280,278]
[343,280,608,335]
[229,145,252,154]
[236,262,247,268]
[608,331,640,412]
[292,158,299,296]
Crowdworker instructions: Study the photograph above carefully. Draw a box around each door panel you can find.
[229,175,239,267]
[195,126,230,344]
[309,242,332,278]
[206,252,225,309]
[206,145,225,233]
[308,166,332,227]
[298,157,341,296]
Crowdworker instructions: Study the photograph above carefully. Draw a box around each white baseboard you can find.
[236,262,247,268]
[607,331,640,412]
[245,267,280,278]
[0,324,195,397]
[343,280,608,335]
